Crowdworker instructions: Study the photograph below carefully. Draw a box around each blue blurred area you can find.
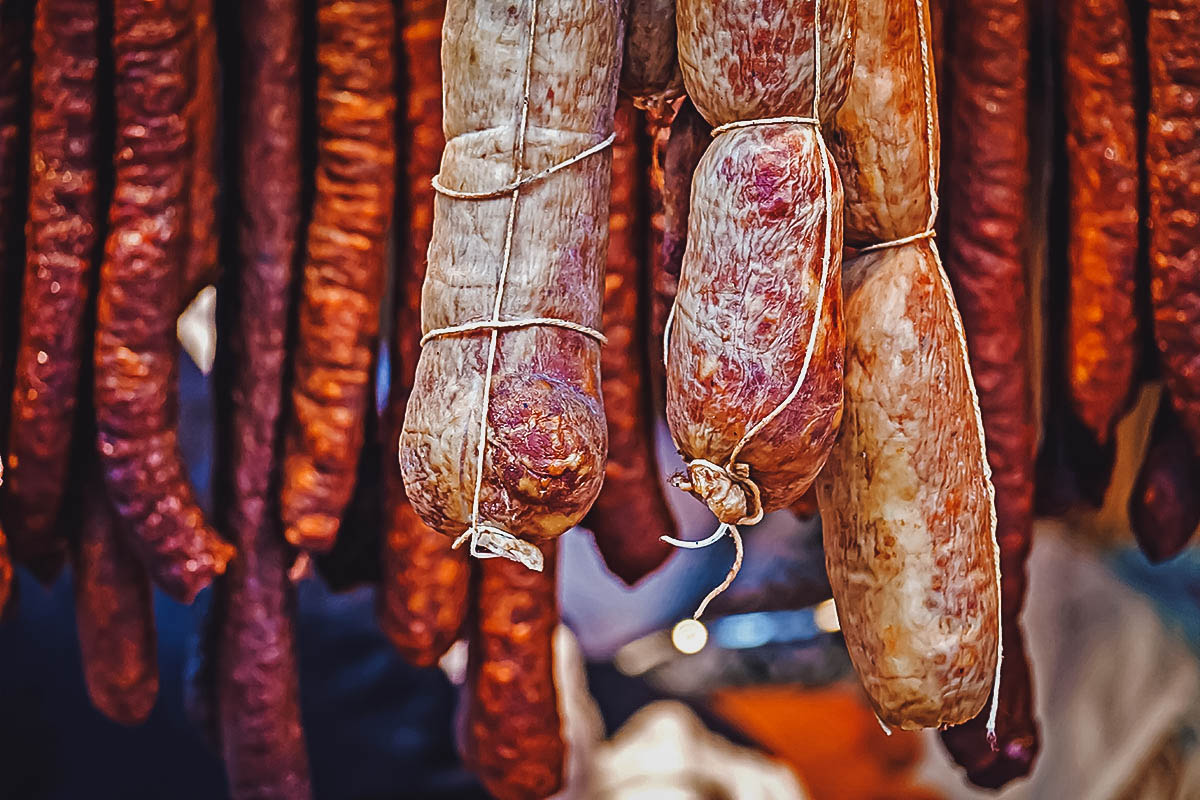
[0,356,486,799]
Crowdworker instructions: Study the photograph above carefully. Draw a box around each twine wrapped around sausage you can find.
[819,0,1003,737]
[413,0,614,571]
[660,1,839,620]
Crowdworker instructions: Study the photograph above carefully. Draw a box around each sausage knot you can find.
[671,459,764,526]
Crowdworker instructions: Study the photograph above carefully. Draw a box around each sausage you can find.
[1060,0,1140,444]
[675,1,856,127]
[1129,395,1200,562]
[0,509,11,615]
[464,541,564,800]
[379,0,468,665]
[936,0,1036,778]
[400,0,623,557]
[280,0,395,553]
[816,240,1000,730]
[665,0,852,527]
[939,627,1038,788]
[0,0,33,452]
[95,0,235,603]
[1147,0,1200,451]
[789,487,817,520]
[184,0,219,302]
[622,0,683,116]
[5,0,100,578]
[74,472,159,726]
[208,0,313,793]
[660,98,708,284]
[827,0,938,246]
[585,96,675,585]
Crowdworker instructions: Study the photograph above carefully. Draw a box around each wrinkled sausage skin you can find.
[818,241,1000,731]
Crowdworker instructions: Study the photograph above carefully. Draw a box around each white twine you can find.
[421,0,612,569]
[660,0,834,621]
[901,0,1003,742]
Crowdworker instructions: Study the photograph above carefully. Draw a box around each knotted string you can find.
[660,0,834,621]
[421,0,612,569]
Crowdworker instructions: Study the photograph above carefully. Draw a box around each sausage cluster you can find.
[1,1,1199,797]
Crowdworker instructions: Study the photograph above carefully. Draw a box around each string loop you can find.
[660,1,832,620]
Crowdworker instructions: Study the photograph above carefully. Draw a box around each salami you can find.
[400,0,623,564]
[585,97,675,585]
[817,241,1000,730]
[665,0,852,544]
[280,0,395,553]
[0,0,33,450]
[936,0,1036,778]
[622,0,683,115]
[184,0,219,302]
[75,475,159,726]
[6,0,100,576]
[819,0,1002,732]
[95,0,234,603]
[464,541,564,800]
[209,0,313,793]
[1147,0,1200,451]
[379,0,468,666]
[1129,396,1200,562]
[660,98,707,284]
[1061,0,1140,443]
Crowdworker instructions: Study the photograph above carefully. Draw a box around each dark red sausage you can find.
[6,0,101,578]
[937,0,1039,786]
[280,0,396,553]
[184,0,219,302]
[74,473,159,726]
[209,0,313,793]
[1147,0,1200,452]
[465,542,564,800]
[0,0,34,453]
[1061,0,1140,444]
[0,515,11,615]
[585,97,675,585]
[95,0,235,603]
[1129,395,1200,562]
[377,0,468,666]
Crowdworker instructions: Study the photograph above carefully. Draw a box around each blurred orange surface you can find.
[711,683,945,800]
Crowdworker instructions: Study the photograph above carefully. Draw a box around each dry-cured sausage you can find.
[1147,0,1200,450]
[585,96,675,585]
[379,0,468,665]
[1129,396,1200,562]
[1061,0,1140,443]
[184,0,219,302]
[817,241,1000,730]
[622,0,683,116]
[74,474,159,726]
[6,0,100,577]
[664,0,852,533]
[936,0,1036,778]
[95,0,234,603]
[280,0,395,553]
[0,0,33,452]
[209,0,313,793]
[400,0,623,560]
[464,541,564,800]
[660,98,707,284]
